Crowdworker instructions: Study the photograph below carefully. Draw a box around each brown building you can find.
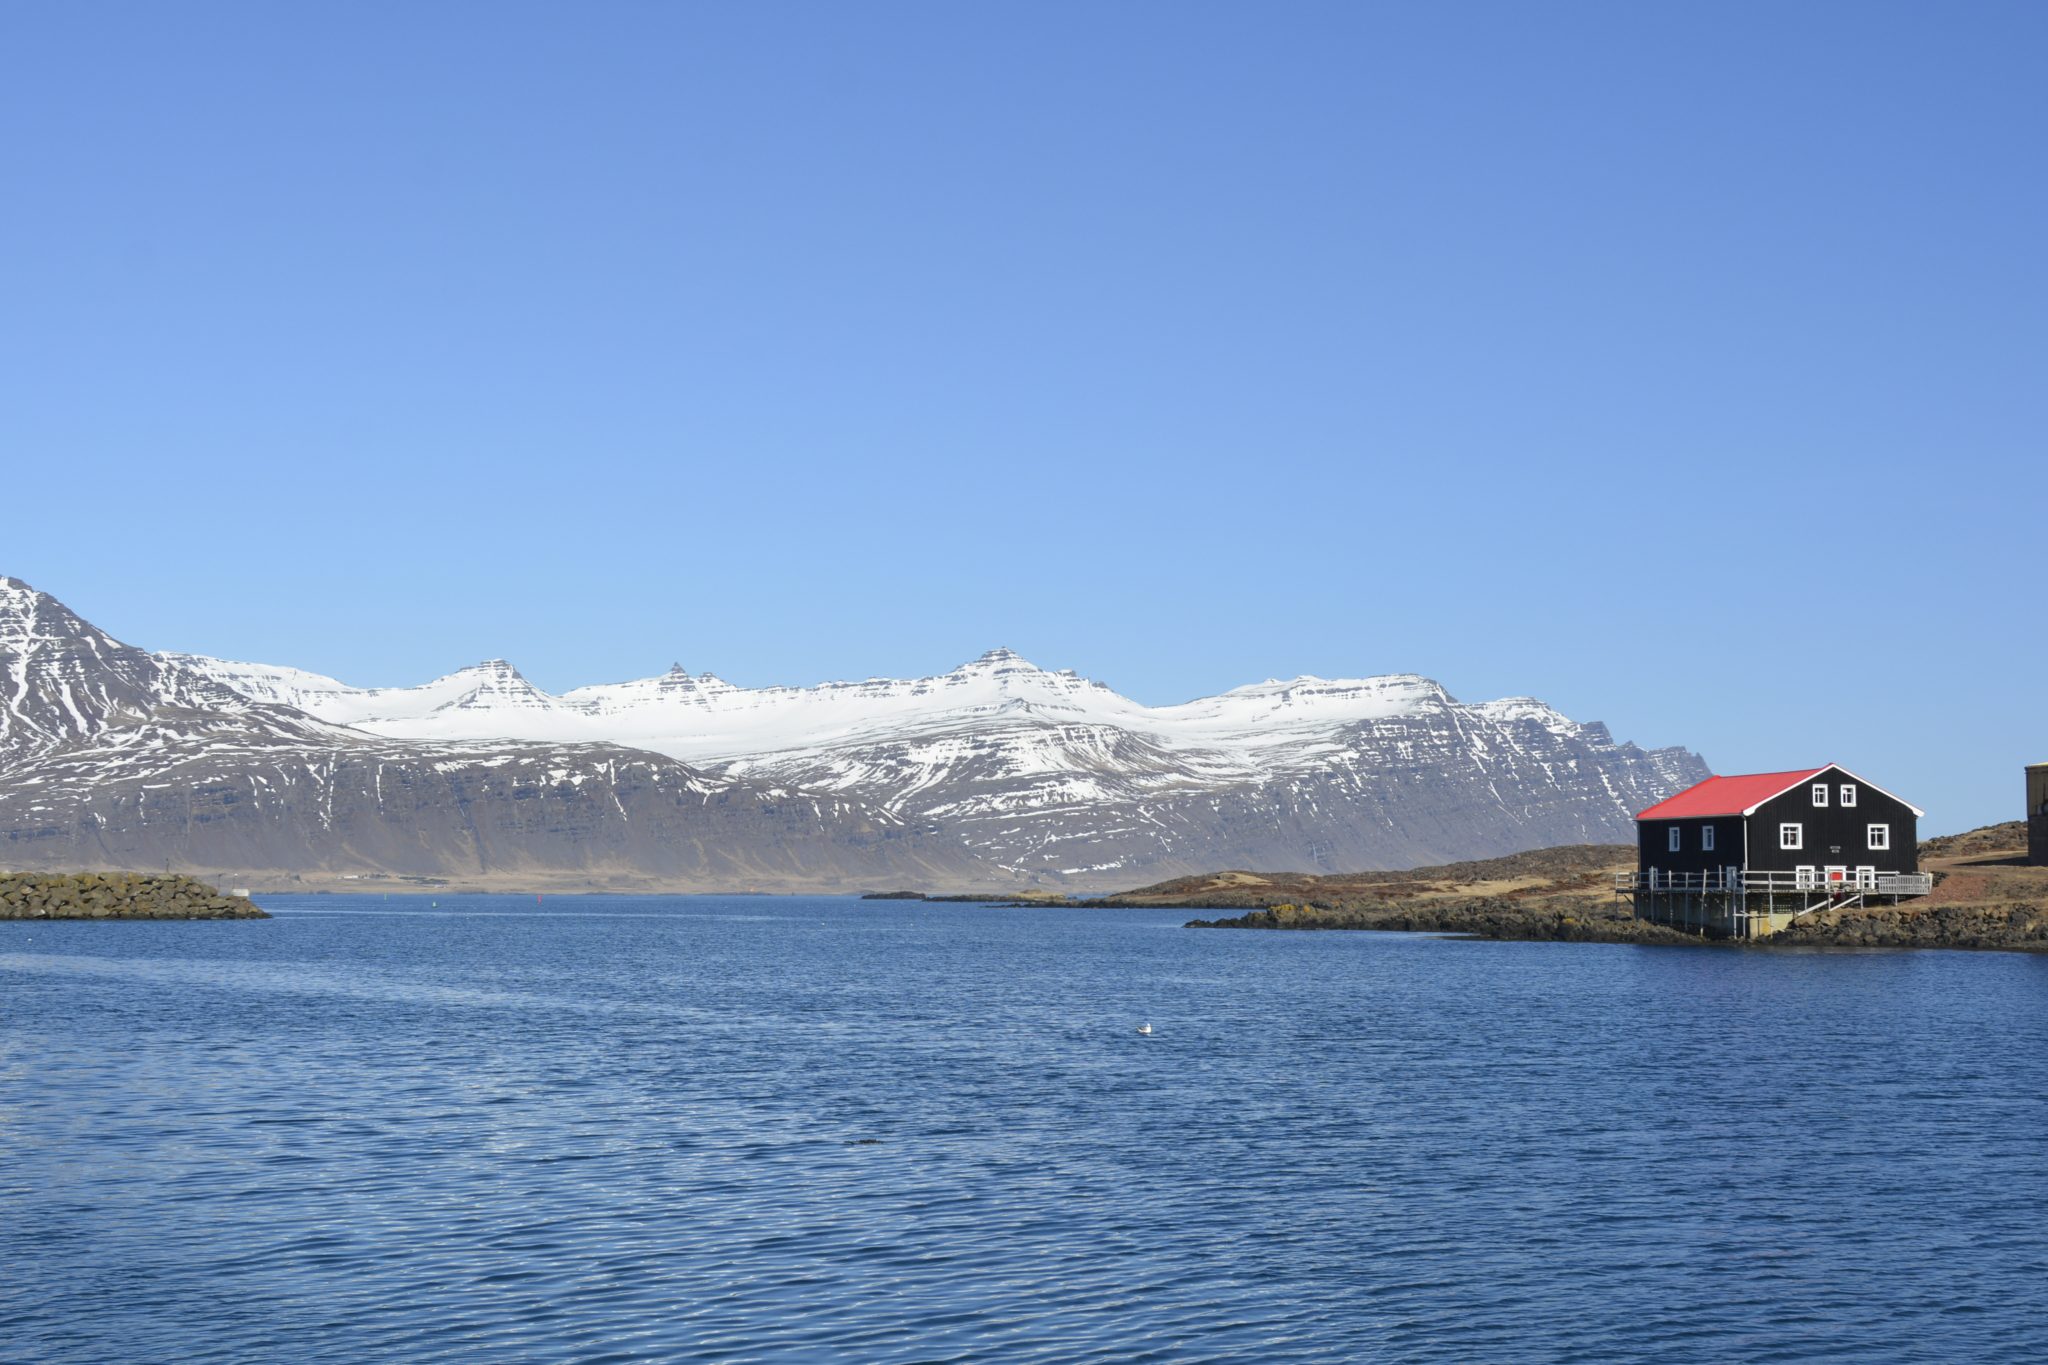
[2030,763,2048,866]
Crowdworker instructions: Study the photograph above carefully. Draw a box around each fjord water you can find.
[4,899,2046,1363]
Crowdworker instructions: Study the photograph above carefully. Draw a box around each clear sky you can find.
[3,2,2042,833]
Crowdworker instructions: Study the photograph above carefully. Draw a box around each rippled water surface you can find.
[5,896,2048,1362]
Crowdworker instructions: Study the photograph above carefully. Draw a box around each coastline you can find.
[1180,896,2048,953]
[1093,824,2048,953]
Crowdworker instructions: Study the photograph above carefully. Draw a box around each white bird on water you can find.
[1136,1023,1153,1036]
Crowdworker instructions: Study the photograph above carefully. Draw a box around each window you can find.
[1841,784,1858,807]
[1701,825,1716,852]
[1812,784,1829,807]
[1868,823,1890,850]
[1781,822,1803,850]
[1667,827,1681,852]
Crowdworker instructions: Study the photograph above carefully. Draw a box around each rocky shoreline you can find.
[1184,896,2048,952]
[0,873,267,920]
[1184,898,1708,945]
[1766,902,2048,952]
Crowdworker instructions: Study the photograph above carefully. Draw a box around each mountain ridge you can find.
[1,575,1710,891]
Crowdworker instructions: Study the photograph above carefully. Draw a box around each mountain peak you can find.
[957,646,1039,673]
[0,576,303,761]
[1477,696,1580,734]
[428,658,529,685]
[1219,672,1454,705]
[1,575,61,618]
[436,659,554,715]
[0,574,111,651]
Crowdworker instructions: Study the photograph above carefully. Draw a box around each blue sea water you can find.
[3,895,2047,1363]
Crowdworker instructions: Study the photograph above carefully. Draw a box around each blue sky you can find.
[2,2,2042,833]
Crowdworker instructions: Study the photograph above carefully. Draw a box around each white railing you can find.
[1614,869,1933,898]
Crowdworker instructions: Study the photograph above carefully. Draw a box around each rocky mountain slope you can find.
[2,576,1709,890]
[0,579,965,890]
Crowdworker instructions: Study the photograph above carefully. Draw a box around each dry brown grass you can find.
[1101,844,1636,910]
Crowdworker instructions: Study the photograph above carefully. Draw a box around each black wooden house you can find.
[1626,764,1927,936]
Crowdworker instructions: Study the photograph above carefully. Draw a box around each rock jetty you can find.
[0,873,268,920]
[1185,898,1708,946]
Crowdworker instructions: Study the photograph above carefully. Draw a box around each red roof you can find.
[1636,769,1826,821]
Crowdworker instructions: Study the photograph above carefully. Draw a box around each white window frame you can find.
[1781,822,1803,850]
[1796,865,1817,889]
[1667,827,1681,852]
[1840,784,1858,808]
[1701,825,1716,852]
[1811,783,1829,807]
[1867,823,1889,851]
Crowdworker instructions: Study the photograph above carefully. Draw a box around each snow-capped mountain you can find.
[170,646,1636,781]
[3,576,1710,890]
[0,577,344,760]
[0,578,967,889]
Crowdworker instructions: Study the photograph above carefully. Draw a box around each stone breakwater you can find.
[0,873,267,920]
[1184,898,1706,945]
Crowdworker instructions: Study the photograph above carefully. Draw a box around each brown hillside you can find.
[1919,820,2026,861]
[1095,843,1635,911]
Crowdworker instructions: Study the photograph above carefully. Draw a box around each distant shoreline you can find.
[1086,823,2048,954]
[9,823,2039,953]
[1177,898,2048,953]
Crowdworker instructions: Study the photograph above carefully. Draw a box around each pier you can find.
[1615,868,1933,940]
